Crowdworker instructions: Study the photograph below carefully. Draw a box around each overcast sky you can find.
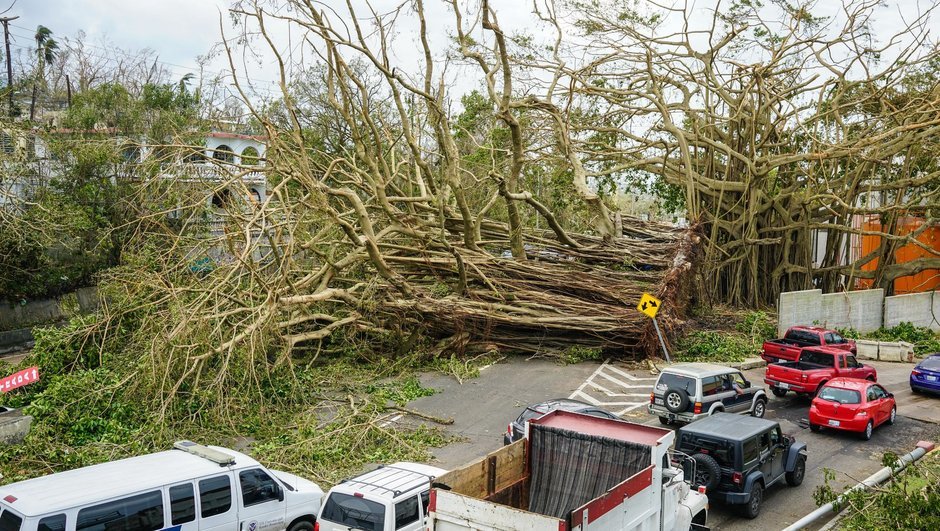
[9,0,935,103]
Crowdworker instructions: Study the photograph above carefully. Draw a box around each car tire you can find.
[740,482,763,519]
[752,398,767,418]
[809,423,821,433]
[911,386,920,394]
[664,389,690,413]
[887,407,897,425]
[861,420,874,441]
[288,521,315,531]
[814,383,827,397]
[771,387,788,398]
[786,456,806,486]
[658,416,673,425]
[691,453,722,492]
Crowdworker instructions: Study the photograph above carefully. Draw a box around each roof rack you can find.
[341,464,437,497]
[173,440,236,467]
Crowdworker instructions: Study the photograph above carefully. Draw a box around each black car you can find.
[503,399,619,444]
[676,413,807,519]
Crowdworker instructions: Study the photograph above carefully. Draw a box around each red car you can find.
[808,378,897,440]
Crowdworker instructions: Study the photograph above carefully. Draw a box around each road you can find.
[407,356,940,530]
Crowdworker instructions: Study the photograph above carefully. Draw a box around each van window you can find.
[240,468,279,507]
[0,510,23,531]
[76,490,164,531]
[321,492,385,531]
[701,376,722,396]
[395,495,420,528]
[420,490,430,516]
[170,483,196,525]
[199,476,232,518]
[37,515,66,531]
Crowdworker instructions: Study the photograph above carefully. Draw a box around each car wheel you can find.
[861,420,874,441]
[658,416,673,425]
[664,389,690,413]
[887,407,897,425]
[691,453,722,492]
[288,521,315,531]
[771,387,788,398]
[911,386,920,394]
[814,383,827,397]
[740,482,763,519]
[786,456,806,486]
[752,398,767,418]
[809,423,821,433]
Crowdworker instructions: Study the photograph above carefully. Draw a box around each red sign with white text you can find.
[0,367,39,393]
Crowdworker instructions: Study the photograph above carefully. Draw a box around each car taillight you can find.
[856,410,868,416]
[507,423,513,436]
[801,374,808,382]
[912,370,921,377]
[650,392,655,404]
[693,402,702,414]
[314,523,319,531]
[732,472,742,484]
[698,485,707,494]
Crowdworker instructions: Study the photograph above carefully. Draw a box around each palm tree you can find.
[31,25,58,120]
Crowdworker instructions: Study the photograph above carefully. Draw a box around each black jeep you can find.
[676,413,807,519]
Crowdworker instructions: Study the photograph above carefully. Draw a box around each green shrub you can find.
[677,331,754,362]
[736,311,777,344]
[838,322,940,355]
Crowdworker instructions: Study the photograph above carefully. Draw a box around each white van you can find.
[0,441,323,531]
[317,462,446,531]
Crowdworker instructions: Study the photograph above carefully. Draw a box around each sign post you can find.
[637,293,670,363]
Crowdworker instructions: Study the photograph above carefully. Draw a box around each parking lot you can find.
[408,356,940,530]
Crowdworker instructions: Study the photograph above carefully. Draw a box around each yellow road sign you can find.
[637,293,662,319]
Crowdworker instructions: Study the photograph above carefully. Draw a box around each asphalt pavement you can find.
[407,356,940,531]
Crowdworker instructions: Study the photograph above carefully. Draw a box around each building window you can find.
[212,189,233,209]
[241,146,260,166]
[121,144,141,163]
[213,144,235,164]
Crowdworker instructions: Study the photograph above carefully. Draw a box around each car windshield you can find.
[320,492,386,531]
[817,387,861,404]
[919,356,940,370]
[656,373,695,394]
[518,406,550,423]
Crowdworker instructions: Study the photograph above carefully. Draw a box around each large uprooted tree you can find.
[88,0,939,398]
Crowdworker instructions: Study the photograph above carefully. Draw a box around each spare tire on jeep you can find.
[664,389,690,413]
[691,453,721,492]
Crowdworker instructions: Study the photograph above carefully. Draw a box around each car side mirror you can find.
[681,458,695,482]
[887,393,894,399]
[276,483,284,502]
[744,381,752,388]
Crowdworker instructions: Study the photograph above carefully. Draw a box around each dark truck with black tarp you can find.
[427,410,709,531]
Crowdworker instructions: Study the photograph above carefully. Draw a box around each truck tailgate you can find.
[429,489,563,531]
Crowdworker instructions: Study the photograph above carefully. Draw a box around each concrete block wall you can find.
[777,289,823,336]
[884,292,940,331]
[817,289,884,332]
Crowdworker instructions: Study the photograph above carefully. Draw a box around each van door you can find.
[197,474,238,531]
[235,468,286,531]
[167,481,199,531]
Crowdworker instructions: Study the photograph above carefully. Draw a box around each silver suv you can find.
[648,363,768,425]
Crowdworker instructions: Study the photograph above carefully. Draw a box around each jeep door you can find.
[761,428,787,481]
[236,467,287,531]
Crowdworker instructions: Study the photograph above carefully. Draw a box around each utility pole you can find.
[65,74,71,108]
[0,15,18,118]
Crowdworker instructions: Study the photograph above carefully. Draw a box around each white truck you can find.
[427,410,709,531]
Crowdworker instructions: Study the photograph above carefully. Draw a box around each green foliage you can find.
[736,311,777,345]
[366,376,436,406]
[837,322,940,355]
[559,345,603,364]
[813,452,940,530]
[677,331,753,362]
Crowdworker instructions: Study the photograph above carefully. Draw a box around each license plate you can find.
[828,420,840,427]
[778,382,790,390]
[654,398,664,405]
[927,375,938,382]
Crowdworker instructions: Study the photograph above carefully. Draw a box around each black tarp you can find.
[527,424,651,519]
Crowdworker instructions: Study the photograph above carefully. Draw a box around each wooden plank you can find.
[435,440,527,498]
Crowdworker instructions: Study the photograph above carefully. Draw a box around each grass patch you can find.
[675,331,753,363]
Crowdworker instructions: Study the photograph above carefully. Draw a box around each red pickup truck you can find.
[761,326,857,363]
[764,346,876,397]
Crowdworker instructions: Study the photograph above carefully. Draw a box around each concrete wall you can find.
[884,292,940,331]
[778,288,940,334]
[0,287,99,332]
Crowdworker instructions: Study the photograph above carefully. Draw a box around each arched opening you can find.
[120,144,141,163]
[241,146,260,166]
[249,188,262,206]
[183,146,205,164]
[212,188,233,209]
[213,144,234,164]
